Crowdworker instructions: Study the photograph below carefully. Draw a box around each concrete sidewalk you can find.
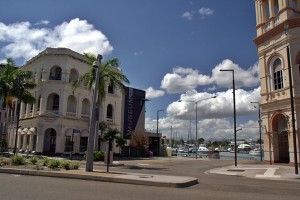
[209,164,300,181]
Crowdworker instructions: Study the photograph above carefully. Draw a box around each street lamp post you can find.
[13,100,21,155]
[251,102,263,162]
[220,69,237,167]
[156,109,163,158]
[179,96,216,159]
[86,54,102,172]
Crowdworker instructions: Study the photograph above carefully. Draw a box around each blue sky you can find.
[0,0,261,141]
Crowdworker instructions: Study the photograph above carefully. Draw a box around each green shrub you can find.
[84,151,105,161]
[29,157,38,165]
[61,160,71,170]
[94,151,105,161]
[61,160,80,170]
[47,159,61,169]
[11,154,26,165]
[70,161,80,170]
[41,157,50,166]
[0,156,10,166]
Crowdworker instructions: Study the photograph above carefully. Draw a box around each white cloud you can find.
[133,51,143,56]
[182,7,213,21]
[198,8,214,16]
[211,59,259,89]
[146,116,260,141]
[160,59,259,94]
[161,67,212,93]
[182,11,193,20]
[145,87,165,99]
[166,87,260,121]
[35,20,50,25]
[0,18,113,63]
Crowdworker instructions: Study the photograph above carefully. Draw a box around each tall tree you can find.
[72,53,130,103]
[72,53,130,151]
[0,58,36,109]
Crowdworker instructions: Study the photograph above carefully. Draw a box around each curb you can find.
[0,168,198,188]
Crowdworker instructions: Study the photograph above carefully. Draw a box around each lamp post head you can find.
[220,69,234,72]
[93,61,100,68]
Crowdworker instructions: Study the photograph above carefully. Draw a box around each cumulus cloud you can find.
[160,59,259,94]
[182,7,214,21]
[145,87,165,99]
[182,11,194,20]
[146,116,260,141]
[161,67,212,93]
[0,18,113,63]
[166,87,260,121]
[35,20,50,25]
[211,59,259,89]
[198,8,214,16]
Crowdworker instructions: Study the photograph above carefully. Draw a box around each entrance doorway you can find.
[278,131,289,163]
[44,128,56,154]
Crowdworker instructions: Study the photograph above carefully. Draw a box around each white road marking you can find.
[256,168,281,178]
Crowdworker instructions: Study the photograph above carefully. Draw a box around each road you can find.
[0,157,299,200]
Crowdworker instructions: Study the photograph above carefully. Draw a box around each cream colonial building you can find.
[254,0,300,164]
[5,47,144,155]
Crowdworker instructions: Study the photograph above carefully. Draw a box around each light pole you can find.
[86,54,102,172]
[220,69,237,167]
[156,109,163,158]
[178,96,216,159]
[251,102,263,162]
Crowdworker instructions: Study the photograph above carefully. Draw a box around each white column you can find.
[17,134,22,150]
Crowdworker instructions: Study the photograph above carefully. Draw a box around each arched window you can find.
[67,95,77,113]
[106,104,113,121]
[47,93,59,111]
[108,81,114,94]
[81,98,90,118]
[271,57,284,90]
[69,68,79,83]
[49,66,62,80]
[290,0,298,10]
[274,0,279,15]
[37,96,41,111]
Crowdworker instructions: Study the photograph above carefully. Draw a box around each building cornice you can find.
[254,18,300,47]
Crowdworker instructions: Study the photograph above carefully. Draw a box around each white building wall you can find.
[5,48,125,155]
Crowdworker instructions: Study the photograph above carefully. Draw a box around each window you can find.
[108,81,114,94]
[69,68,79,83]
[33,135,37,151]
[272,58,284,90]
[106,104,113,121]
[49,66,62,80]
[64,136,73,152]
[67,95,77,113]
[81,98,90,115]
[37,96,41,111]
[80,137,88,152]
[53,95,59,110]
[290,0,297,10]
[274,0,279,14]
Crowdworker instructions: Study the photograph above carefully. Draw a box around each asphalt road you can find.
[1,157,300,200]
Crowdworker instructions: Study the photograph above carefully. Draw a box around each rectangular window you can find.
[274,71,283,90]
[64,136,73,152]
[80,137,88,152]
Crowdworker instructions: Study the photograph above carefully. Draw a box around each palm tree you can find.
[103,127,121,172]
[72,53,130,151]
[0,58,36,152]
[0,58,36,109]
[72,53,130,103]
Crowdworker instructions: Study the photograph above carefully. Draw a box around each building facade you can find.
[254,0,300,164]
[4,47,144,155]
